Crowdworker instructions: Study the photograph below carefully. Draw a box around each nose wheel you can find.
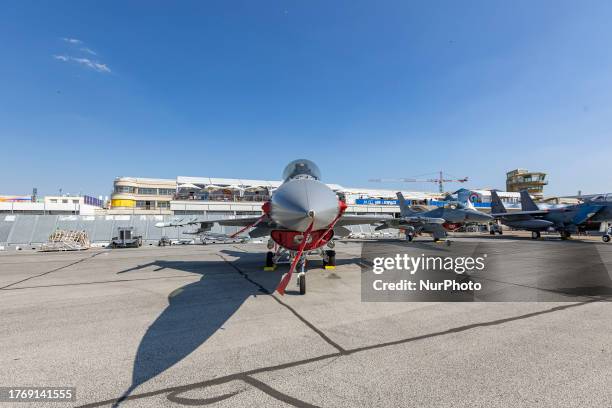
[297,273,306,295]
[296,257,307,295]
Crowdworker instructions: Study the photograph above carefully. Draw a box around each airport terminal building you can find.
[109,176,524,218]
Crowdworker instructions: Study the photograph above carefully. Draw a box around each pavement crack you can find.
[242,375,320,407]
[0,251,106,290]
[269,295,347,354]
[219,254,346,354]
[346,299,599,355]
[0,275,195,291]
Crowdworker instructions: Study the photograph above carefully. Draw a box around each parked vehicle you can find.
[110,227,142,248]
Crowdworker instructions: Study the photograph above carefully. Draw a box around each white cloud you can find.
[53,55,111,73]
[63,37,82,44]
[80,47,97,55]
[73,57,110,73]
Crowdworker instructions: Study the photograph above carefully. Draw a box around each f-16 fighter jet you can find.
[156,159,387,295]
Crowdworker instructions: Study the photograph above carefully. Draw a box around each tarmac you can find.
[1,234,612,407]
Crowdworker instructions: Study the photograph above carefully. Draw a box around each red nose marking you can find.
[262,201,271,214]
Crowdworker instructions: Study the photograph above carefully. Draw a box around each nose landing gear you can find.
[297,257,307,295]
[297,273,306,295]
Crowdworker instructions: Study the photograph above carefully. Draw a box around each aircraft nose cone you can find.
[271,179,339,231]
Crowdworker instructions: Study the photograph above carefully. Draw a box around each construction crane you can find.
[369,171,469,193]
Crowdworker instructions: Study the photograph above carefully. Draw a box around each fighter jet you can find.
[373,192,492,242]
[490,189,608,239]
[490,190,555,239]
[156,159,387,295]
[517,190,612,239]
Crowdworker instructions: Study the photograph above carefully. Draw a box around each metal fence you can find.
[0,214,186,247]
[0,214,399,248]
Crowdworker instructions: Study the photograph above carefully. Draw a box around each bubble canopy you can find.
[282,159,322,181]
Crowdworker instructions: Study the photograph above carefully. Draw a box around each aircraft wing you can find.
[377,216,445,229]
[155,216,267,229]
[571,204,605,225]
[423,223,448,239]
[490,210,550,218]
[336,215,395,226]
[338,214,447,229]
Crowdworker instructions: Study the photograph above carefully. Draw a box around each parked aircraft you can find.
[520,190,612,240]
[492,190,612,240]
[490,190,555,239]
[373,192,492,242]
[156,159,387,294]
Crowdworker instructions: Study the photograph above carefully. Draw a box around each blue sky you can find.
[1,1,611,197]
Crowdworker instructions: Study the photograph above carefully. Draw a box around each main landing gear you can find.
[265,251,275,269]
[531,231,541,239]
[322,250,336,269]
[432,237,452,246]
[560,231,572,240]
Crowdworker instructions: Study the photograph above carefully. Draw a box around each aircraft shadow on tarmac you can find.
[113,251,283,406]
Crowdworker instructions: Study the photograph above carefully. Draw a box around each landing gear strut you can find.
[560,231,571,240]
[265,251,275,268]
[323,250,336,269]
[297,258,306,295]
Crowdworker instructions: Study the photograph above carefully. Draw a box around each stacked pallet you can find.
[39,230,90,252]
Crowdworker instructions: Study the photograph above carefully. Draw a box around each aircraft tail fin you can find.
[520,190,539,211]
[396,192,414,217]
[457,189,476,210]
[490,190,506,214]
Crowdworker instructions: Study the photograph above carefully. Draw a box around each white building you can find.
[0,195,104,215]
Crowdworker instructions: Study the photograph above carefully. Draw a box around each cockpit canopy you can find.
[443,202,465,210]
[282,159,321,182]
[589,194,612,202]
